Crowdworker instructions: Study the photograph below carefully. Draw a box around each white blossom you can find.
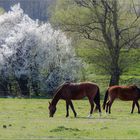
[0,4,82,94]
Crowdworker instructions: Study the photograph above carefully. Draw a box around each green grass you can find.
[0,99,140,139]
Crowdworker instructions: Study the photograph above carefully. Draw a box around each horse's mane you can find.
[127,85,140,93]
[136,87,140,92]
[129,85,138,89]
[52,82,70,100]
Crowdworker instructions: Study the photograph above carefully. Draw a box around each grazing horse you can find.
[48,82,101,117]
[103,85,140,114]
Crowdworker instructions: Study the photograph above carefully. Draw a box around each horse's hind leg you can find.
[69,100,77,117]
[131,101,135,114]
[106,100,110,113]
[88,97,94,118]
[108,99,114,114]
[106,99,114,114]
[66,100,69,117]
[135,101,140,114]
[94,98,101,116]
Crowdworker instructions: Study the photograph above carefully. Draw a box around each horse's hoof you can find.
[105,112,109,116]
[66,115,69,118]
[74,113,77,118]
[88,116,93,119]
[87,114,93,118]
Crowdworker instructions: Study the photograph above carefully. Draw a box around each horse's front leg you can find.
[131,101,135,114]
[69,100,77,117]
[66,100,69,117]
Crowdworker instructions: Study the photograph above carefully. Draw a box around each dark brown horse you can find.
[103,85,140,114]
[48,82,101,117]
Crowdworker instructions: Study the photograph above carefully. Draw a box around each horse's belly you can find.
[118,95,137,101]
[61,93,85,100]
[70,92,86,100]
[71,95,85,100]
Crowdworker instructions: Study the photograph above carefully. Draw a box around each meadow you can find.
[0,98,140,139]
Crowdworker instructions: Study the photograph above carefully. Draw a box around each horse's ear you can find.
[49,101,51,105]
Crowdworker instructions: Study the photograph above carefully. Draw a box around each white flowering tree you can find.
[0,4,82,97]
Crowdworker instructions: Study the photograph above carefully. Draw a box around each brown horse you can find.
[103,85,140,114]
[48,82,101,117]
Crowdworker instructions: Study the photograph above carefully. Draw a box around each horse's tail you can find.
[103,89,109,110]
[94,87,101,113]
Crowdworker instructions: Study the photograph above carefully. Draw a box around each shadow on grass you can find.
[50,126,81,132]
[76,116,117,120]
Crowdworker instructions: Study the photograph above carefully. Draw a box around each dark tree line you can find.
[0,0,55,21]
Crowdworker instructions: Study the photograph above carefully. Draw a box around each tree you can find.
[0,4,82,97]
[51,0,140,86]
[0,0,55,21]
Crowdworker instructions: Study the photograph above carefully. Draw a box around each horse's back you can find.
[108,85,139,100]
[71,82,98,92]
[109,85,137,92]
[62,82,99,100]
[70,82,98,86]
[69,82,98,89]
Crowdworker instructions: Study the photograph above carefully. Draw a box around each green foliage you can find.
[120,49,140,75]
[51,0,92,28]
[77,47,140,95]
[1,99,140,139]
[0,7,5,15]
[51,0,140,86]
[77,41,140,74]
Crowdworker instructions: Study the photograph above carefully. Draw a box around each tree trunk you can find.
[109,62,120,86]
[32,82,39,96]
[17,75,30,97]
[0,82,8,97]
[3,81,8,96]
[109,72,120,86]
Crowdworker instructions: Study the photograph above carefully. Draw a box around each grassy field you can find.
[0,99,140,139]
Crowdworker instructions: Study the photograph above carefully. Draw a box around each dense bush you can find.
[0,4,82,97]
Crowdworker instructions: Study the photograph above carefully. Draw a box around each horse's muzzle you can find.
[49,114,54,117]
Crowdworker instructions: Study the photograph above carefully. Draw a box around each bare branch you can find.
[132,0,139,18]
[120,31,140,48]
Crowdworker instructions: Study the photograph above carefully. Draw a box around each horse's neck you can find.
[51,93,61,106]
[51,84,66,106]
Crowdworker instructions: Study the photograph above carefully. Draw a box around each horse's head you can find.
[48,102,57,117]
[136,87,140,94]
[132,85,140,95]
